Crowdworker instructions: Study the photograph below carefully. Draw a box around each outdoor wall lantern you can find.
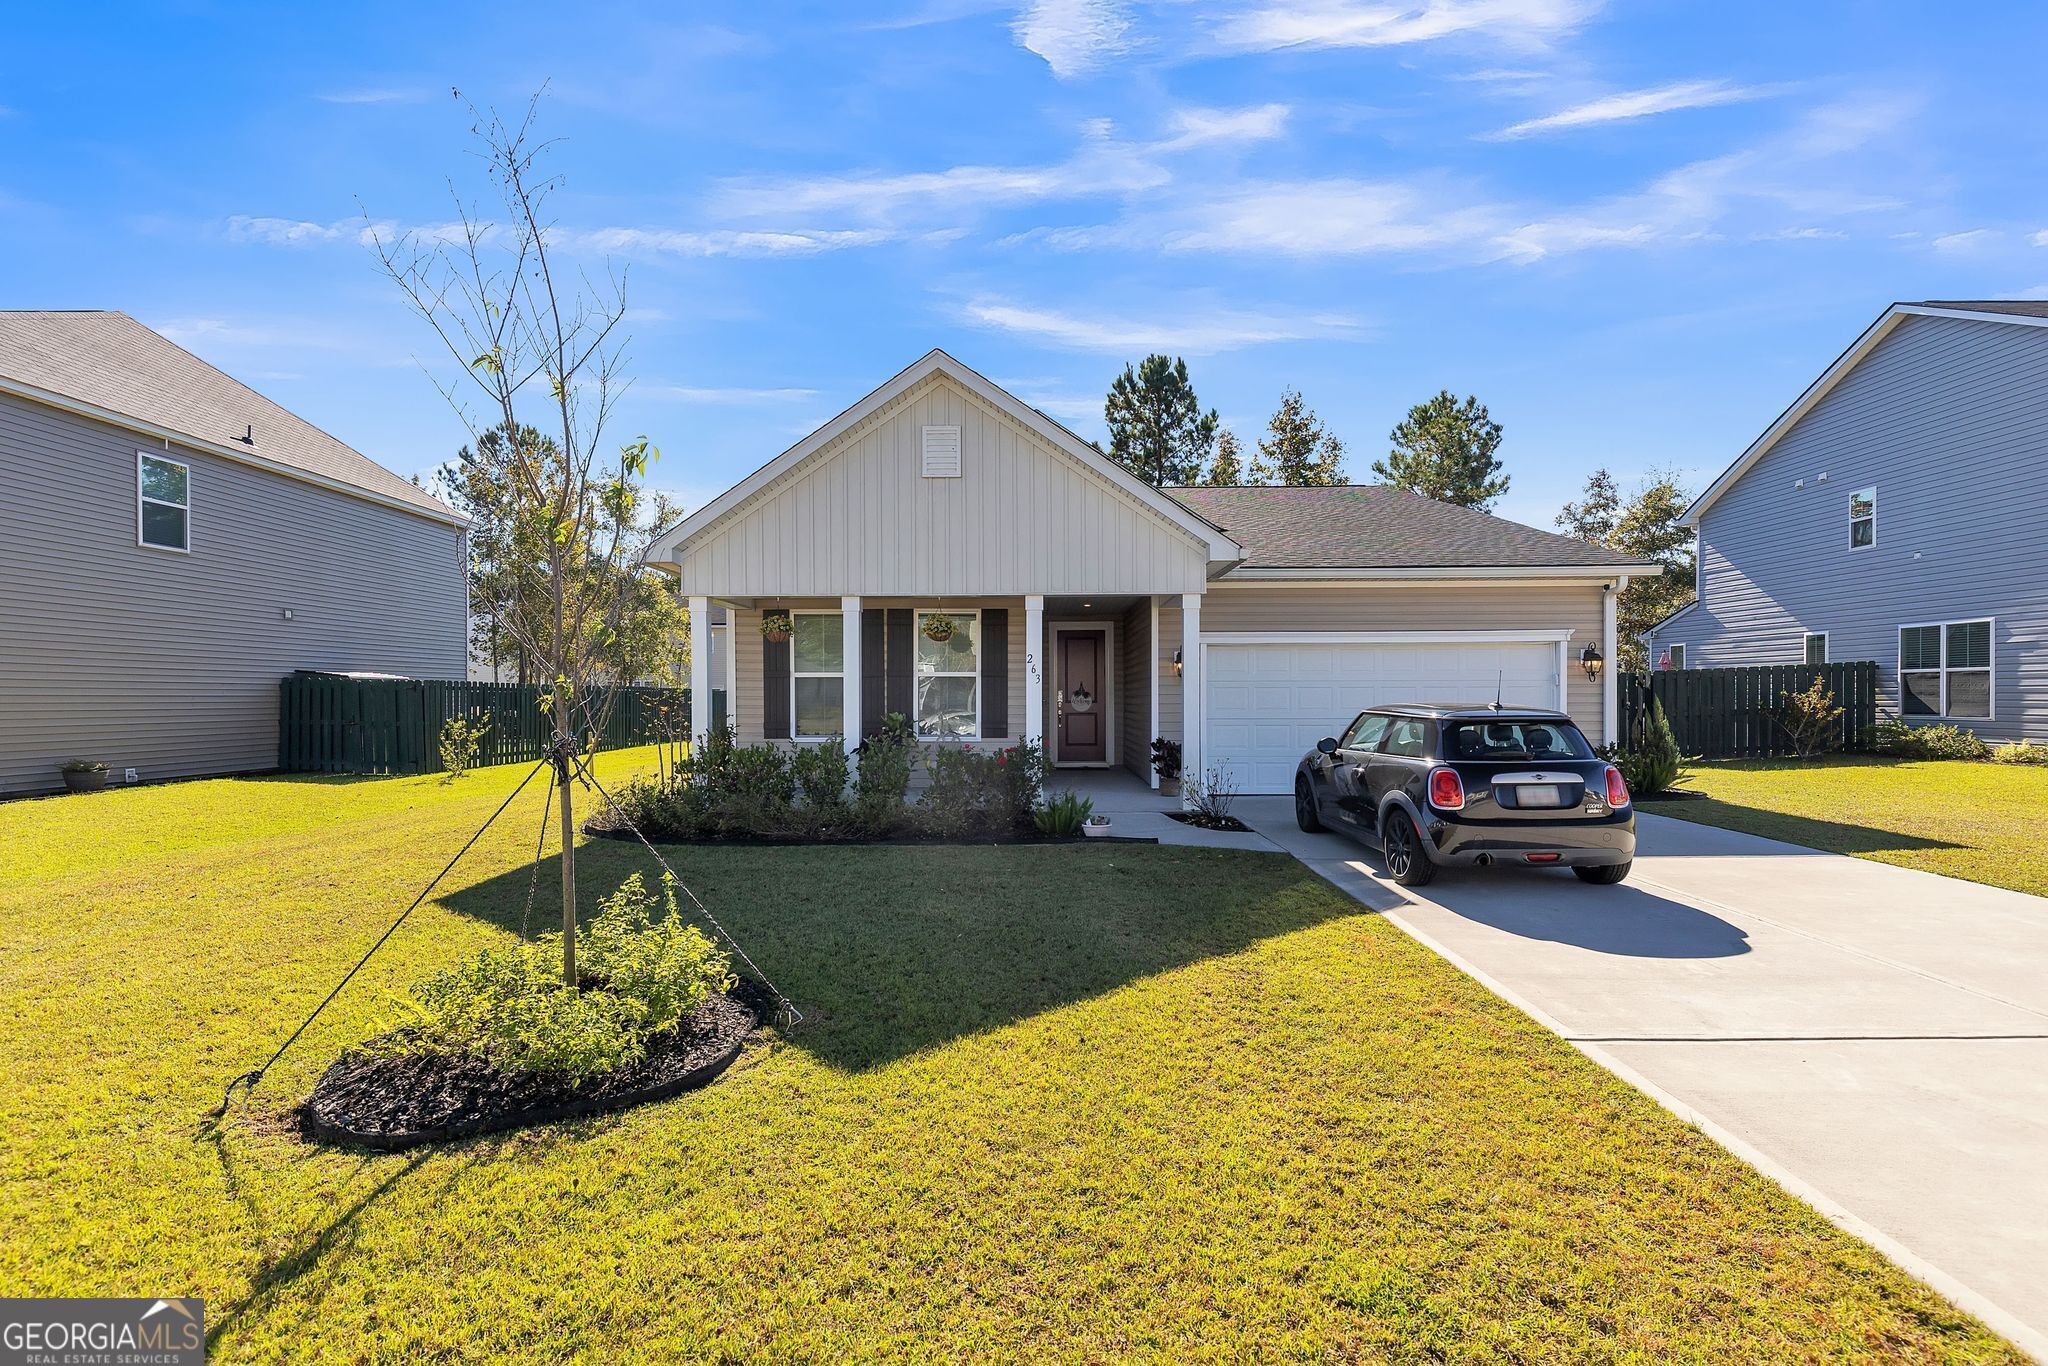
[1172,648,1184,677]
[1579,642,1604,683]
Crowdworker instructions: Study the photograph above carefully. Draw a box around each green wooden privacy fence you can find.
[278,674,724,775]
[1617,661,1877,760]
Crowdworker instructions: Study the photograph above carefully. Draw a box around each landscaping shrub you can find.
[1181,763,1240,823]
[1774,675,1845,759]
[380,873,733,1084]
[790,739,851,808]
[918,740,1047,838]
[1034,790,1093,836]
[1991,739,2048,765]
[1150,737,1182,785]
[1870,717,1991,760]
[1598,698,1692,796]
[438,715,489,779]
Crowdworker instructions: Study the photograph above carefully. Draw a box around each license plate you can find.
[1511,784,1565,808]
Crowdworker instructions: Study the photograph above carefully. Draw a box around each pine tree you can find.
[1556,467,1696,671]
[1103,354,1217,486]
[1375,390,1509,509]
[1203,429,1248,485]
[1555,467,1619,544]
[1250,389,1345,486]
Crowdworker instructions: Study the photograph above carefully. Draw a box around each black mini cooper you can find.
[1293,704,1634,887]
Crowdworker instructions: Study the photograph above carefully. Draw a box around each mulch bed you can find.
[1165,811,1254,833]
[587,823,1099,847]
[301,987,764,1152]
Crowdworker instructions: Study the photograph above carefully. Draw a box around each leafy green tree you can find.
[1202,429,1249,485]
[1557,467,1696,671]
[1104,354,1218,486]
[1376,391,1508,509]
[1250,389,1346,486]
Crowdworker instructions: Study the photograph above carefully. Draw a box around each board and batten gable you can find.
[0,391,468,794]
[669,373,1214,598]
[1648,312,2048,741]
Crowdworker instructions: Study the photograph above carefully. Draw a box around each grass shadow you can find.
[1654,800,1963,858]
[439,841,1362,1073]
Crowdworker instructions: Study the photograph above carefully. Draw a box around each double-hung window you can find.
[790,612,844,738]
[1900,619,1992,719]
[1849,487,1876,549]
[915,609,979,739]
[138,453,190,551]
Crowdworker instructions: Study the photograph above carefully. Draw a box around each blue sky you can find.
[7,1,2048,530]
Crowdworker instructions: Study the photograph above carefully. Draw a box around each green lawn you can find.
[1654,754,2048,898]
[0,752,2017,1361]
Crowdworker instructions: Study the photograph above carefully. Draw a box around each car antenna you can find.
[1491,671,1504,711]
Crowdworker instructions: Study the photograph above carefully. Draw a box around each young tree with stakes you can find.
[373,93,652,989]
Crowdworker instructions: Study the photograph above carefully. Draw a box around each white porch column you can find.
[1147,595,1161,789]
[1023,594,1045,748]
[1602,575,1627,745]
[688,595,712,754]
[1180,593,1202,807]
[841,596,863,749]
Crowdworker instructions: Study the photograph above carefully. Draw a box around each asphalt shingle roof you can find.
[1165,484,1650,570]
[1916,299,2048,319]
[0,310,458,521]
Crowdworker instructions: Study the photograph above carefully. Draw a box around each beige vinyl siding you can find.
[1156,598,1184,750]
[1200,580,1612,744]
[0,392,467,795]
[678,375,1210,598]
[730,599,1024,751]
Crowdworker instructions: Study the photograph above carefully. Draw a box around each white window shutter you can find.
[921,425,962,478]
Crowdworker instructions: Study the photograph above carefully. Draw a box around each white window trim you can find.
[1849,485,1876,552]
[137,450,191,554]
[789,609,846,741]
[914,606,983,741]
[1049,619,1117,767]
[1666,643,1686,670]
[1897,617,1995,722]
[1803,631,1829,666]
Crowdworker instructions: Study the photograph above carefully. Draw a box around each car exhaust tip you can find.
[1474,853,1493,867]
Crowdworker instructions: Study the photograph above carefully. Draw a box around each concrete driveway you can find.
[1235,796,2048,1358]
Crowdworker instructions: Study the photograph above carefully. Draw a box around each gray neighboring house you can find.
[0,311,468,796]
[1647,300,2048,742]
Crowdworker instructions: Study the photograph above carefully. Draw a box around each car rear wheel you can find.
[1294,775,1325,832]
[1381,809,1437,887]
[1574,861,1631,885]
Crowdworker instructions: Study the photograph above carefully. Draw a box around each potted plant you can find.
[921,612,957,644]
[759,612,793,644]
[59,760,111,793]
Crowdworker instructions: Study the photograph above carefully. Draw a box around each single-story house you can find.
[0,311,468,796]
[645,351,1650,795]
[1647,300,2048,742]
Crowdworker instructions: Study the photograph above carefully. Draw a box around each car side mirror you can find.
[1316,737,1339,755]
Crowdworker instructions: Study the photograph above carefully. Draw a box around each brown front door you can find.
[1056,629,1107,764]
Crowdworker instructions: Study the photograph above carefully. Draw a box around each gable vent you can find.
[921,425,962,478]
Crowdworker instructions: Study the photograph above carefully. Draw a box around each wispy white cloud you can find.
[227,213,901,259]
[638,383,822,403]
[961,295,1365,353]
[1014,0,1135,78]
[1489,79,1771,139]
[1930,228,1997,252]
[317,87,433,105]
[1155,102,1291,150]
[2032,229,2048,247]
[1212,0,1599,54]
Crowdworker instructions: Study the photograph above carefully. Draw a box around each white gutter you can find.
[0,373,469,529]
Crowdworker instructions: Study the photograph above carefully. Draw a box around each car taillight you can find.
[1428,767,1465,810]
[1604,766,1630,808]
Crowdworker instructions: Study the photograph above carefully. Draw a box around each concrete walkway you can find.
[1232,795,2048,1358]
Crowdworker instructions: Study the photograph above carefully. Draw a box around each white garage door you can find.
[1204,640,1563,794]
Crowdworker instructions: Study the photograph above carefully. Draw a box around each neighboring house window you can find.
[1849,486,1876,549]
[790,611,844,738]
[1899,619,1993,720]
[1664,644,1686,670]
[138,452,190,551]
[915,609,979,739]
[1804,632,1828,666]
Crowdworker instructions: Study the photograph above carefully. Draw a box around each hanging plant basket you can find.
[759,612,794,644]
[922,612,958,643]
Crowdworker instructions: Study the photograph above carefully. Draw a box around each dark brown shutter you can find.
[762,606,791,740]
[980,608,1009,738]
[886,609,913,723]
[861,609,887,738]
